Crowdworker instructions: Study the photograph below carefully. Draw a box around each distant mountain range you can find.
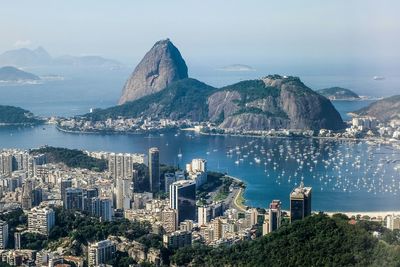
[0,47,124,68]
[0,66,40,82]
[317,87,360,100]
[87,39,345,131]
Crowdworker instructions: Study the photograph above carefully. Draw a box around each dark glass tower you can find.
[148,147,160,193]
[290,182,312,222]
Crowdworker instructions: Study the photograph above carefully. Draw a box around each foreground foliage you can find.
[171,214,400,266]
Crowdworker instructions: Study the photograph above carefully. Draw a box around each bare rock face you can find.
[207,75,345,131]
[118,39,188,105]
[207,90,241,122]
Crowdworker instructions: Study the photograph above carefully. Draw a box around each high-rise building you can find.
[148,147,160,193]
[64,188,84,211]
[88,240,116,267]
[186,159,207,187]
[32,188,43,207]
[115,178,132,210]
[89,197,113,222]
[268,200,281,232]
[0,153,13,176]
[21,181,33,210]
[108,152,142,180]
[162,230,192,249]
[169,180,196,223]
[14,232,21,250]
[60,178,72,201]
[164,173,176,194]
[290,182,312,222]
[161,209,177,233]
[198,206,210,226]
[0,220,8,249]
[27,207,55,236]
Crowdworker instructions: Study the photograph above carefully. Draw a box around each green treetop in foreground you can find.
[171,213,400,266]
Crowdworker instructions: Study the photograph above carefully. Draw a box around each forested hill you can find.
[30,146,107,171]
[171,214,400,266]
[0,105,43,124]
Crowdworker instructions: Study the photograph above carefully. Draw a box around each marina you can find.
[0,124,399,211]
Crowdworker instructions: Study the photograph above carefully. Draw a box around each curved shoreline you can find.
[55,125,400,147]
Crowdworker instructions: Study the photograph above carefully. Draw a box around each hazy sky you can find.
[1,0,400,71]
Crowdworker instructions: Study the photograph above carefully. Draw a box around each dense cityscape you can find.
[0,146,399,266]
[1,1,400,266]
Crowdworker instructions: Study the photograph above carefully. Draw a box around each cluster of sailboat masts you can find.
[224,139,400,194]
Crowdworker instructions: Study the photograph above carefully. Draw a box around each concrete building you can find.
[148,147,160,193]
[64,188,84,211]
[386,214,400,230]
[169,180,196,223]
[27,207,55,236]
[163,230,192,249]
[290,182,312,222]
[161,209,177,233]
[0,220,8,249]
[268,200,281,232]
[89,197,113,222]
[88,239,116,267]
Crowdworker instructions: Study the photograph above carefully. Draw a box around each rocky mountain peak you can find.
[118,39,188,104]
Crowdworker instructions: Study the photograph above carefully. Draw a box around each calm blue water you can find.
[0,125,399,212]
[0,67,399,211]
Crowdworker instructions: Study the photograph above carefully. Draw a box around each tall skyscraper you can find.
[27,207,55,236]
[268,200,281,232]
[64,188,84,211]
[0,220,8,249]
[148,147,160,193]
[88,240,116,267]
[115,178,132,210]
[21,181,33,210]
[290,182,312,222]
[169,180,196,223]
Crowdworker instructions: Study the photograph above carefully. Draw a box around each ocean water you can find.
[0,125,399,212]
[0,66,399,211]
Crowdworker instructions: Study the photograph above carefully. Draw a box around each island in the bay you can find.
[316,87,360,100]
[0,105,43,125]
[217,64,256,72]
[0,66,40,83]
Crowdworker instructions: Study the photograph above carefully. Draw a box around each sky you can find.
[1,0,400,74]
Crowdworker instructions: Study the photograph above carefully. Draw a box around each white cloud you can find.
[14,39,32,47]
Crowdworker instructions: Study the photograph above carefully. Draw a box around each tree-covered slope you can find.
[0,105,43,124]
[85,78,216,121]
[171,214,400,266]
[317,87,360,100]
[353,95,400,122]
[86,75,345,131]
[30,146,107,171]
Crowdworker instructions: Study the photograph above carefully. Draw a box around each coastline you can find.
[55,125,399,146]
